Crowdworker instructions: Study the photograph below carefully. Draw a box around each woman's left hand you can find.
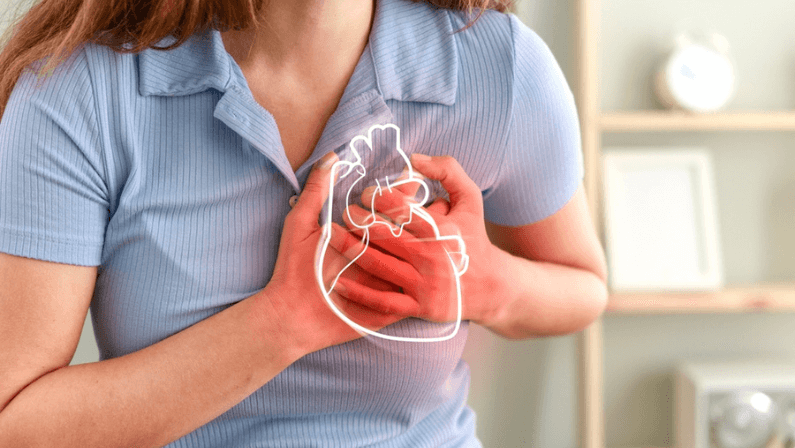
[328,154,504,326]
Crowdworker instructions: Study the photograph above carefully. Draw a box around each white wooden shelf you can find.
[600,111,795,132]
[607,284,795,314]
[575,1,795,447]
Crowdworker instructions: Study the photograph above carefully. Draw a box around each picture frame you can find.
[602,148,724,292]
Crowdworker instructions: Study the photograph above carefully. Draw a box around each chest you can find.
[248,82,345,173]
[268,106,334,172]
[95,88,506,359]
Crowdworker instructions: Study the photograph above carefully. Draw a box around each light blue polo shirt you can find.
[0,0,583,446]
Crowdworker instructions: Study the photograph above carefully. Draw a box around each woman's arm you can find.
[0,255,299,448]
[0,153,402,448]
[331,156,607,340]
[482,184,608,339]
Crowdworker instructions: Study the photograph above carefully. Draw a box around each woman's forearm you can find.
[479,249,608,340]
[0,291,302,448]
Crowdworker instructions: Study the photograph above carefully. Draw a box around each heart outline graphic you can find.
[314,123,468,342]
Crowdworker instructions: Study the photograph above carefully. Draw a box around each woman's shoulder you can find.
[445,9,568,96]
[11,40,135,120]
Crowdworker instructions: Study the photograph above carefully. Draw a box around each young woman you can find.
[0,0,607,446]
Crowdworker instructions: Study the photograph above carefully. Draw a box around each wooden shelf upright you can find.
[575,0,604,447]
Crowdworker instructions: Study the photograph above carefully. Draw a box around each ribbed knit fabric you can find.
[0,0,583,446]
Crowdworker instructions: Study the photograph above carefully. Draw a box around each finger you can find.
[336,277,420,317]
[362,167,425,202]
[358,214,453,277]
[329,222,419,288]
[361,177,426,226]
[343,205,419,261]
[343,205,454,281]
[344,204,406,237]
[399,204,445,240]
[342,263,402,292]
[332,295,403,331]
[361,187,412,226]
[403,203,461,245]
[389,167,425,199]
[396,167,424,195]
[328,222,368,259]
[408,154,482,214]
[426,197,451,215]
[323,226,400,293]
[290,151,339,229]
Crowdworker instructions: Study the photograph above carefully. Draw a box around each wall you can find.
[3,0,795,447]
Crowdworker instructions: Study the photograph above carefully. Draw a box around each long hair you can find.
[0,0,513,119]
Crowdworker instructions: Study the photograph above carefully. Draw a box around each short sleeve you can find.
[0,49,109,266]
[483,14,584,227]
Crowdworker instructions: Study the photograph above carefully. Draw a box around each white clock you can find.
[655,33,736,113]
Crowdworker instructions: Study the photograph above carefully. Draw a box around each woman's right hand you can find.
[256,152,406,357]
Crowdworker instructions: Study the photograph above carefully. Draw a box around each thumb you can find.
[409,154,482,214]
[291,151,339,228]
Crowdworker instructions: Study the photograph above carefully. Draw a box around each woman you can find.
[0,0,607,446]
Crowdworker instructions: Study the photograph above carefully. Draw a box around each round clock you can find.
[654,33,736,113]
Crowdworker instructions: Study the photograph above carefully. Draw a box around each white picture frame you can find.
[602,148,724,292]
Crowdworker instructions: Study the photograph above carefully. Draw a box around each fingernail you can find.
[399,167,424,181]
[347,206,374,226]
[316,152,338,170]
[411,153,431,163]
[362,186,377,199]
[334,281,347,295]
[348,205,367,218]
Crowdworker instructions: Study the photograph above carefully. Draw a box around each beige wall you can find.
[3,0,794,446]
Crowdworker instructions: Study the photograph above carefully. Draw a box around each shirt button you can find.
[289,195,299,208]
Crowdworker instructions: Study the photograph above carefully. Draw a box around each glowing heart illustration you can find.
[314,123,468,342]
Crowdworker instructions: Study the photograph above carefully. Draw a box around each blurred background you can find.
[460,1,795,447]
[3,0,794,447]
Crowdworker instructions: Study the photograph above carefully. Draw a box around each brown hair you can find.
[0,0,512,119]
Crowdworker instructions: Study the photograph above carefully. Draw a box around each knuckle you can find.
[341,236,361,258]
[337,236,352,254]
[370,298,394,315]
[285,210,311,232]
[440,155,459,170]
[383,303,400,315]
[405,300,421,316]
[423,305,444,323]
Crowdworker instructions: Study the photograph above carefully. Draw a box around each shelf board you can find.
[600,111,795,132]
[607,284,795,314]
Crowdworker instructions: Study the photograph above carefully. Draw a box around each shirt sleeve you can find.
[0,49,109,266]
[482,14,584,227]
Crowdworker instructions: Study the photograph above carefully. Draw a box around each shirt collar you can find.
[137,0,458,106]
